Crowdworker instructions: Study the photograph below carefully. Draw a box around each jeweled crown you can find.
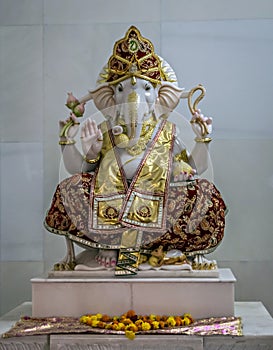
[98,26,175,85]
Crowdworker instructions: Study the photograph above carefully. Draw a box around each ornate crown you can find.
[98,26,176,85]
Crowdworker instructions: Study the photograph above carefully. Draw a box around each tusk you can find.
[181,90,190,99]
[79,91,94,104]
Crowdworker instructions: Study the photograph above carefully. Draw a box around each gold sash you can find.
[89,119,174,235]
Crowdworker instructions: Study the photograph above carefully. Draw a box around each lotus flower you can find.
[66,92,79,110]
[73,102,85,117]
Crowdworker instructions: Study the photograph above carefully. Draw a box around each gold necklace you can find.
[126,115,157,156]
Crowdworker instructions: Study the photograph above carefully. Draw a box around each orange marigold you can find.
[101,314,111,322]
[126,310,136,318]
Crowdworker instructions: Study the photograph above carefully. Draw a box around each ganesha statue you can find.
[44,26,226,276]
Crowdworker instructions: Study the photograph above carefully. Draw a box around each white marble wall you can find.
[1,0,273,316]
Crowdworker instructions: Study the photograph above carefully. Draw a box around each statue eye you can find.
[117,84,123,92]
[145,84,151,91]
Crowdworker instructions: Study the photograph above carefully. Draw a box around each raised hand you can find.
[190,109,212,138]
[81,118,103,159]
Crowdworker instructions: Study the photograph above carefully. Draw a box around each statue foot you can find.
[95,249,118,268]
[54,261,76,271]
[53,238,76,271]
[192,254,217,270]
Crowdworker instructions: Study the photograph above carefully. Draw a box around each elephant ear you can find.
[89,84,115,119]
[155,83,184,119]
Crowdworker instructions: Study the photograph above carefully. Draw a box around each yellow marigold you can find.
[141,322,151,331]
[89,315,98,321]
[125,323,138,332]
[122,318,132,325]
[96,313,103,319]
[183,313,194,323]
[91,320,100,327]
[135,319,143,327]
[166,316,176,327]
[111,323,119,330]
[149,314,156,321]
[125,330,136,340]
[151,321,160,329]
[184,316,192,326]
[80,316,88,323]
[117,322,125,331]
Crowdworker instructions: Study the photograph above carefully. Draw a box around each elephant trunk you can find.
[114,90,151,149]
[127,91,140,142]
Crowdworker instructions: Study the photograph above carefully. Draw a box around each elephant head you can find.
[90,77,184,148]
[84,26,185,149]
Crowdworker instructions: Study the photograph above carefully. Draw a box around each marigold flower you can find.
[125,323,138,332]
[184,313,194,323]
[126,310,136,318]
[174,316,183,326]
[141,322,151,331]
[142,316,149,322]
[89,315,98,321]
[117,322,125,331]
[80,316,88,323]
[123,318,133,325]
[97,321,105,328]
[151,321,160,329]
[135,319,143,327]
[125,330,136,340]
[91,320,100,327]
[159,321,165,329]
[184,316,192,325]
[101,314,111,322]
[166,316,176,327]
[149,314,156,321]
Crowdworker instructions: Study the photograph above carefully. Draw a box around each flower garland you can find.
[80,310,194,340]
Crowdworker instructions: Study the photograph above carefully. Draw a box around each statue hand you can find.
[190,109,212,138]
[81,118,103,159]
[59,113,80,140]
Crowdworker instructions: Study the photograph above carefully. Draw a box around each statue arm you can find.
[188,110,212,175]
[60,143,97,174]
[188,142,209,175]
[59,114,102,174]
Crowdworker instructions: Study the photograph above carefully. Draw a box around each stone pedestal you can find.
[31,268,235,319]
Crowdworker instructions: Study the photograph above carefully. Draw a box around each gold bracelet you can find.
[59,139,76,145]
[194,137,212,143]
[83,153,101,164]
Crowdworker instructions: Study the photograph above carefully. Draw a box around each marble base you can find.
[1,302,273,350]
[31,268,235,319]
